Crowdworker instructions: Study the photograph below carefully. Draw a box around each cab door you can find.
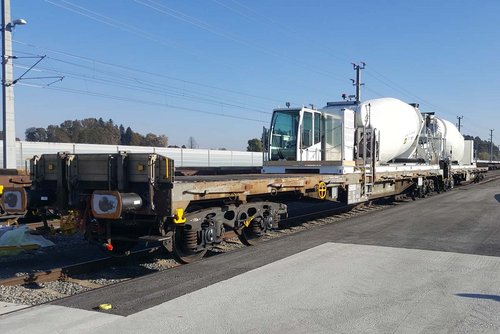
[299,111,322,161]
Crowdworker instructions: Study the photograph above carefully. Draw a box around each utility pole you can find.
[456,115,463,133]
[1,0,16,168]
[1,1,26,169]
[489,129,494,162]
[351,62,365,103]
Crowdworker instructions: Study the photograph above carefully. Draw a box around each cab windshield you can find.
[269,110,299,161]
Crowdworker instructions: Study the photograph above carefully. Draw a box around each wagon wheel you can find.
[172,226,207,264]
[238,216,271,246]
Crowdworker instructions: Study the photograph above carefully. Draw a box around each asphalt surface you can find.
[45,174,500,316]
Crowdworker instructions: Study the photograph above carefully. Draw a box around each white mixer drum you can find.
[357,98,423,162]
[435,117,464,161]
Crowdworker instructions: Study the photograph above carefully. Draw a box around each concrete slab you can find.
[5,242,498,333]
[104,243,500,333]
[0,304,122,334]
[0,302,29,315]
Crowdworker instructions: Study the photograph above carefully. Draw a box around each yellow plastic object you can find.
[60,210,78,234]
[173,208,186,224]
[317,182,327,199]
[0,185,4,195]
[6,218,19,226]
[98,304,113,311]
[244,215,255,228]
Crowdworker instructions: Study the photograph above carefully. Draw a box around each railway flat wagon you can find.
[0,97,487,263]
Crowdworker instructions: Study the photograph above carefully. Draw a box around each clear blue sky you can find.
[8,0,500,149]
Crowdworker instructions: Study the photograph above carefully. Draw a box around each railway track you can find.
[0,231,242,288]
[0,247,162,287]
[0,199,391,306]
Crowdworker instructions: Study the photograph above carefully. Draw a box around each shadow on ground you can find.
[456,293,500,302]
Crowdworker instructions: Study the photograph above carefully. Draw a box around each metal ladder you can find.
[356,127,376,197]
[363,165,373,196]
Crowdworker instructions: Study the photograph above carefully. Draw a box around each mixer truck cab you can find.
[267,106,327,162]
[266,102,356,164]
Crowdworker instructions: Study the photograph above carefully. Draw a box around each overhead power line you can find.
[46,0,346,90]
[45,0,182,49]
[133,0,346,83]
[210,0,352,65]
[43,0,280,82]
[14,61,271,115]
[19,82,267,124]
[14,41,299,106]
[208,1,486,131]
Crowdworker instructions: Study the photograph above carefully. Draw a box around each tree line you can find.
[463,135,499,160]
[24,118,168,147]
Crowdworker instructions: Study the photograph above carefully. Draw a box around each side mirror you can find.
[261,126,269,152]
